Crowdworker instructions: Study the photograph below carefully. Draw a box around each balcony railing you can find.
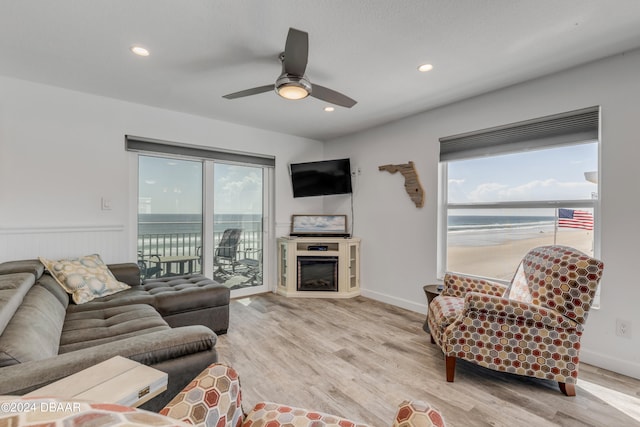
[138,230,263,276]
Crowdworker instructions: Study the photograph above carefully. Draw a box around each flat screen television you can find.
[290,158,353,198]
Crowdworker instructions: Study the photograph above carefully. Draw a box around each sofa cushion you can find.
[59,304,171,354]
[66,286,155,311]
[0,259,45,279]
[68,274,229,317]
[37,274,72,308]
[0,283,67,367]
[39,254,130,304]
[141,274,230,315]
[0,273,35,335]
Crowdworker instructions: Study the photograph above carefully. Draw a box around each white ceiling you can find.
[2,1,640,141]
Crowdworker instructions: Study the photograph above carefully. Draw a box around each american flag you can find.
[558,208,594,230]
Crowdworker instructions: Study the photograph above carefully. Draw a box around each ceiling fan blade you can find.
[283,28,308,76]
[222,85,275,99]
[310,85,357,108]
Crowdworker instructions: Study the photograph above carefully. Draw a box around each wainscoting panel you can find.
[0,225,128,264]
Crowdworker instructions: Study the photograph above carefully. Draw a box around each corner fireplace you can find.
[297,256,338,292]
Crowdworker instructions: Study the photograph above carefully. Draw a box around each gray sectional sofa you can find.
[0,259,230,411]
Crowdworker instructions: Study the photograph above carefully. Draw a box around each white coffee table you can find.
[26,356,168,408]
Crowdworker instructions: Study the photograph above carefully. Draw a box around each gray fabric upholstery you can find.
[0,284,67,367]
[0,259,45,280]
[0,273,35,335]
[0,326,217,397]
[143,274,230,312]
[36,274,71,308]
[108,262,142,286]
[60,304,171,353]
[0,258,223,410]
[163,305,230,334]
[69,271,230,334]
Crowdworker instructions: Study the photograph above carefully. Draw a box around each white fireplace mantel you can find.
[276,236,360,298]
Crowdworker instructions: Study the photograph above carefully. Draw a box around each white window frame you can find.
[437,107,602,305]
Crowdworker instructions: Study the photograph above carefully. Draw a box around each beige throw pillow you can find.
[39,254,130,304]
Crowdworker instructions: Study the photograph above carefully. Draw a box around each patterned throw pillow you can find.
[39,254,130,304]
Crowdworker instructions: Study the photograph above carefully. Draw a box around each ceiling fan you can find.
[222,28,357,108]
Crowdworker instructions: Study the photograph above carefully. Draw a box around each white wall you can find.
[325,49,640,379]
[0,76,324,263]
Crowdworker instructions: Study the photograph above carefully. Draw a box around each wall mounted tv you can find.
[290,158,353,198]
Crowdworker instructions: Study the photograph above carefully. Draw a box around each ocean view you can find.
[138,213,263,235]
[448,215,557,246]
[447,214,594,280]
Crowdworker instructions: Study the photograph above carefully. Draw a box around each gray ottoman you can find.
[72,264,230,335]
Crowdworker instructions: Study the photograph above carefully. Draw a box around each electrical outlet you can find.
[616,319,632,338]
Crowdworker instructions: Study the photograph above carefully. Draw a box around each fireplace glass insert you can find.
[297,256,338,291]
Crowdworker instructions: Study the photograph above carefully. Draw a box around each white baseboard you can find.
[580,348,640,380]
[361,288,427,315]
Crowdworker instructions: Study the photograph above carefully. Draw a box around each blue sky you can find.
[448,142,598,204]
[138,156,263,214]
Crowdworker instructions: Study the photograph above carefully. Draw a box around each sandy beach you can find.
[447,229,594,281]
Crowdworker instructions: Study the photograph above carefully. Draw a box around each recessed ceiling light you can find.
[130,45,150,57]
[418,63,433,72]
[324,106,335,112]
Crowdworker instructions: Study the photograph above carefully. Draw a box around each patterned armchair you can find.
[161,363,447,427]
[0,364,447,427]
[427,245,604,396]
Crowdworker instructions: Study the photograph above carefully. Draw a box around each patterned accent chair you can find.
[0,364,447,427]
[161,363,447,427]
[427,245,604,396]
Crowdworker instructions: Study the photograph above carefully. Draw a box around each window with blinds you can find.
[437,107,600,294]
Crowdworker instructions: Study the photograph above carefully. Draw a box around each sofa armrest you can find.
[108,263,141,286]
[463,292,579,330]
[442,273,507,298]
[0,325,216,395]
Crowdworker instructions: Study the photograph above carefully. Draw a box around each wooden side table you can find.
[422,284,442,333]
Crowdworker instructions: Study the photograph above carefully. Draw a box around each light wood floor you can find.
[215,294,640,427]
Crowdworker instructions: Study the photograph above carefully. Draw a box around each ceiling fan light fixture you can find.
[130,45,150,57]
[277,84,309,100]
[276,75,312,100]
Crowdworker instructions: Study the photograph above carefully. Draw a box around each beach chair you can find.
[137,252,162,279]
[427,245,603,396]
[214,228,243,279]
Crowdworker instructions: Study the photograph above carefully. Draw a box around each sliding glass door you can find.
[212,163,264,289]
[138,156,203,279]
[137,154,269,294]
